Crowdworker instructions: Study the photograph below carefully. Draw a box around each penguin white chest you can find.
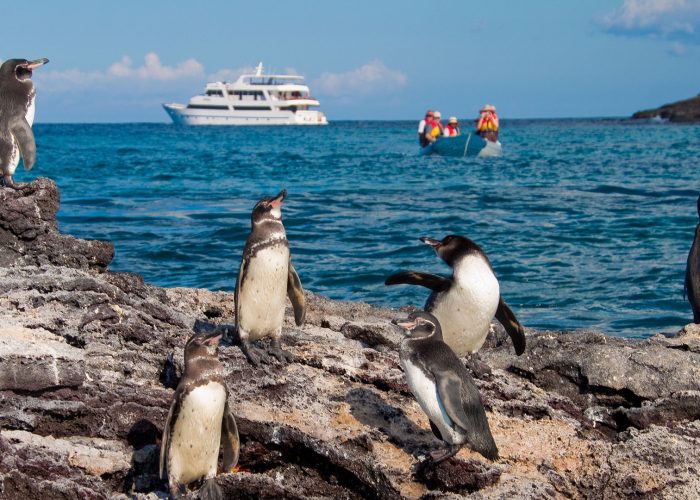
[26,94,36,126]
[238,245,289,340]
[168,382,227,485]
[400,357,465,445]
[431,256,500,356]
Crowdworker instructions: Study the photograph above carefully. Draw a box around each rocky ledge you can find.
[632,92,700,122]
[1,178,699,499]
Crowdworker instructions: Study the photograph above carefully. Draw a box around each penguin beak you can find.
[26,58,49,70]
[15,58,49,81]
[270,189,287,209]
[420,237,441,249]
[202,332,222,346]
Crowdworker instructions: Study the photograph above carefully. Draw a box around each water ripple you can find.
[31,119,700,338]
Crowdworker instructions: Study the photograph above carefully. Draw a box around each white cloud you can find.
[314,60,407,97]
[32,55,304,94]
[108,53,204,80]
[601,0,700,43]
[34,53,206,92]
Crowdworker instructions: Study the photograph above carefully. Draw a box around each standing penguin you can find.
[398,311,498,466]
[235,189,306,366]
[685,195,700,323]
[386,235,525,357]
[160,331,240,499]
[0,58,49,187]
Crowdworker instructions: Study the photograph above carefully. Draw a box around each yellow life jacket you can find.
[479,113,498,132]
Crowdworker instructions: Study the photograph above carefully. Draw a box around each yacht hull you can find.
[163,104,328,126]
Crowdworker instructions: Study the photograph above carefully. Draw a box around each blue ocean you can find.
[31,120,700,338]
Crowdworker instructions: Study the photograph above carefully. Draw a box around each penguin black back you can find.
[686,195,700,323]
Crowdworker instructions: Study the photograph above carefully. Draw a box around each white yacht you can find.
[163,63,328,126]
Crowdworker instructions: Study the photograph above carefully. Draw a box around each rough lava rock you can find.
[1,178,699,498]
[0,178,113,271]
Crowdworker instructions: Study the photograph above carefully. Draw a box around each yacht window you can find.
[233,106,271,111]
[206,90,224,97]
[187,104,229,110]
[230,90,266,101]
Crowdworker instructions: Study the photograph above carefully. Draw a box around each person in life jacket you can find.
[424,110,444,144]
[476,104,499,142]
[418,110,434,147]
[444,116,460,137]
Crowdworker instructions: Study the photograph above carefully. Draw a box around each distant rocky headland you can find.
[1,178,700,498]
[632,93,700,122]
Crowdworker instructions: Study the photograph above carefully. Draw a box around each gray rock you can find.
[0,326,85,391]
[0,177,113,271]
[1,178,700,498]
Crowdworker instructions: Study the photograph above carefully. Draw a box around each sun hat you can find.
[480,104,496,113]
[434,111,442,118]
[425,110,434,116]
[448,116,458,124]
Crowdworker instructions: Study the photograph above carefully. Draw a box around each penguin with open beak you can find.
[0,57,49,187]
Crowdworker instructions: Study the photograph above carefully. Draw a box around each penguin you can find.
[386,235,525,357]
[235,189,306,366]
[0,58,49,187]
[685,195,700,323]
[160,331,240,499]
[398,311,498,466]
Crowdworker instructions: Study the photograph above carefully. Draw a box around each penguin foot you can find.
[428,444,462,465]
[0,175,15,188]
[240,342,273,367]
[270,339,294,363]
[168,482,187,499]
[199,478,223,500]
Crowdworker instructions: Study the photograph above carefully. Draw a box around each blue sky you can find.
[2,0,700,122]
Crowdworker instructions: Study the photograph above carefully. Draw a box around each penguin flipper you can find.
[11,118,36,171]
[435,370,499,460]
[159,386,184,480]
[287,261,306,326]
[385,271,451,292]
[495,296,526,355]
[221,399,240,471]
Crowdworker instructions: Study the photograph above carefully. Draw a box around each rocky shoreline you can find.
[632,93,700,123]
[1,178,700,499]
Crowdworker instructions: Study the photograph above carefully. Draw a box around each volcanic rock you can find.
[0,178,699,498]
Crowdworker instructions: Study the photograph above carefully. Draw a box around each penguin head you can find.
[0,58,49,84]
[397,311,443,340]
[184,331,222,364]
[421,235,484,267]
[251,189,287,225]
